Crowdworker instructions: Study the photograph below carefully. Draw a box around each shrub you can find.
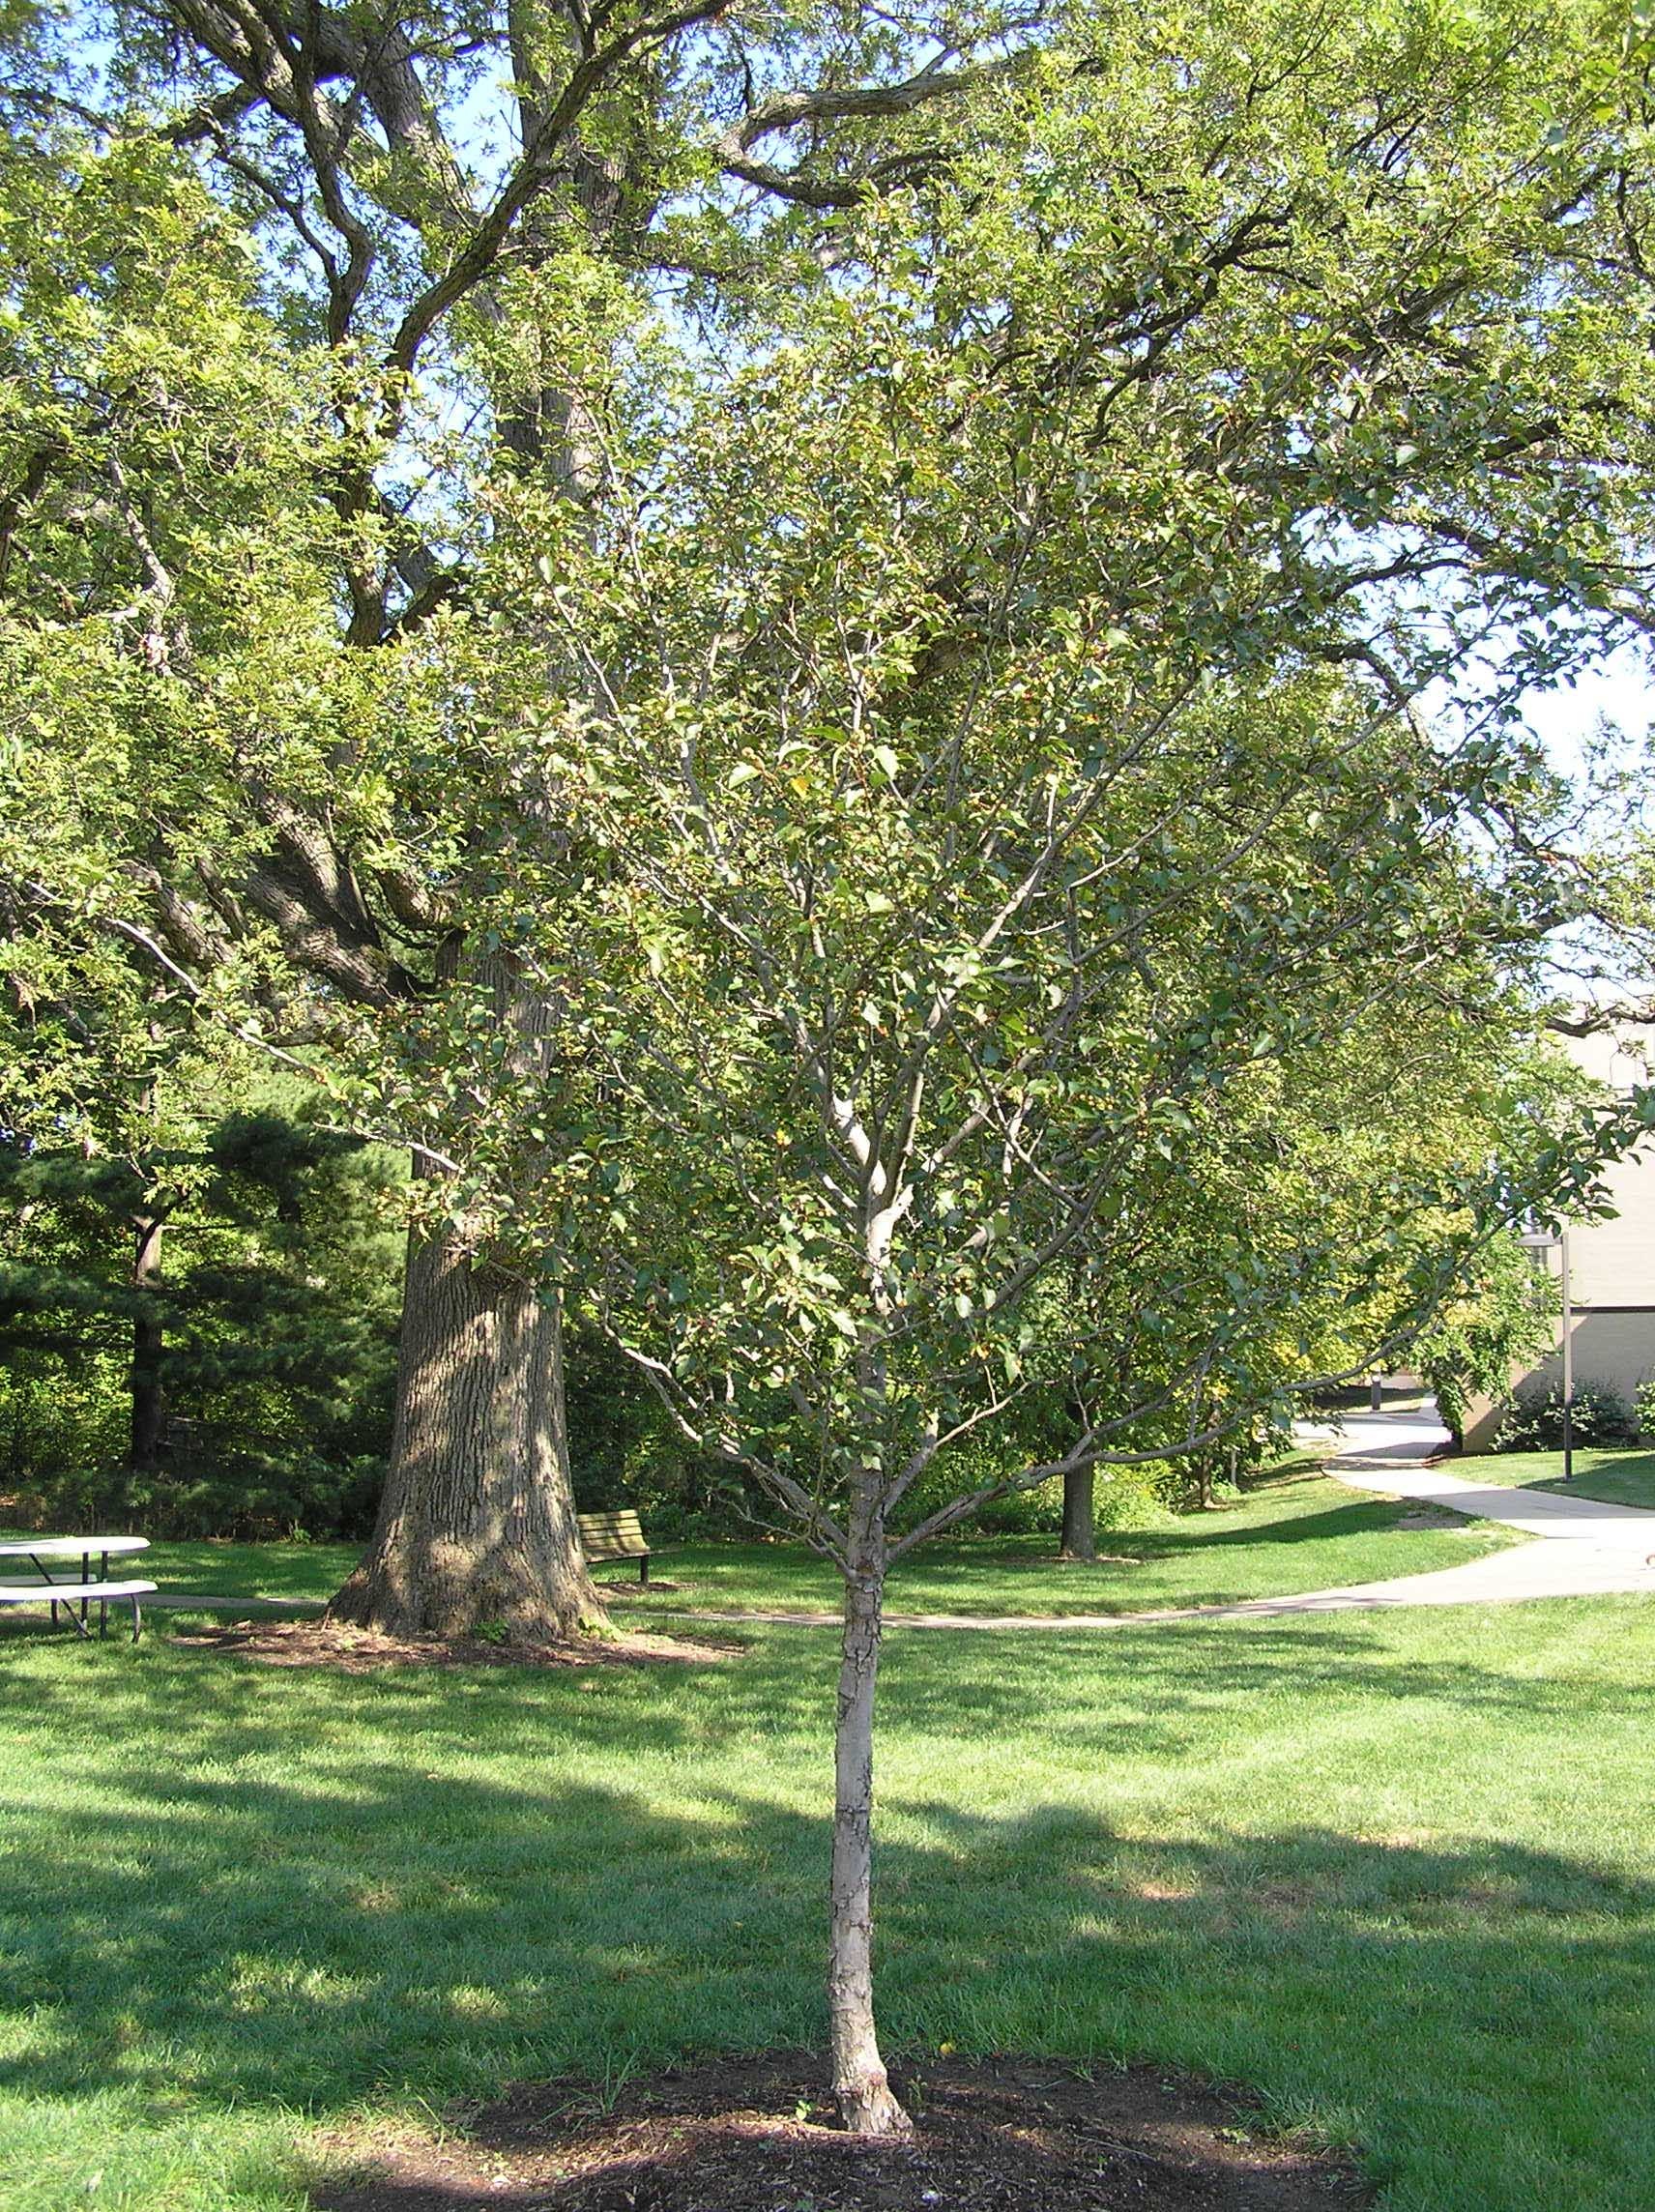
[1499,1381,1637,1452]
[1634,1376,1655,1442]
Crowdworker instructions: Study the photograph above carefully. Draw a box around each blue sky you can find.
[1520,644,1653,779]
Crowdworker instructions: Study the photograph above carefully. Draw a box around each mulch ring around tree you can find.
[168,1618,743,1673]
[312,2052,1372,2211]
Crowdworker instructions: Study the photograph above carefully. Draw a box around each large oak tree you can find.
[2,0,1112,1636]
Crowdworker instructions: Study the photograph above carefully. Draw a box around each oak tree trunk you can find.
[828,1498,912,2137]
[129,1216,165,1474]
[331,945,605,1641]
[328,1223,603,1639]
[1059,1462,1096,1560]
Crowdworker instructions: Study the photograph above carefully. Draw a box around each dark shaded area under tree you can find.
[0,1112,402,1534]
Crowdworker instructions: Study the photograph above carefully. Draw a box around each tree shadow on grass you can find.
[3,1617,1654,2206]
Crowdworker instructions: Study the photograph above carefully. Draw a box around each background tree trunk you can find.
[331,946,605,1639]
[1059,1462,1096,1560]
[328,1225,603,1638]
[828,1498,911,2137]
[129,1215,164,1474]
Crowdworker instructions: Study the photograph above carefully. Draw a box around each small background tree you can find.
[1413,1231,1561,1452]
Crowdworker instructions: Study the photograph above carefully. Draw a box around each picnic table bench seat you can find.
[577,1509,652,1584]
[0,1578,156,1640]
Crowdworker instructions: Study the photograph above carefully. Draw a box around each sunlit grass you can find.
[613,1467,1519,1616]
[1454,1446,1655,1512]
[3,1592,1653,2209]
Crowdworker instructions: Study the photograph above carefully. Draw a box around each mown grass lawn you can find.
[132,1538,363,1606]
[3,1594,1654,2211]
[615,1468,1517,1616]
[1461,1446,1655,1513]
[118,1464,1519,1620]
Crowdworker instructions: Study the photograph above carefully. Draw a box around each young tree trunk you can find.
[1059,1462,1096,1560]
[129,1215,165,1474]
[328,1226,603,1639]
[828,1499,912,2137]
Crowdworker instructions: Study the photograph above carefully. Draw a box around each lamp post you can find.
[1520,1225,1575,1484]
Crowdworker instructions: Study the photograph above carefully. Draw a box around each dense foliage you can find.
[1501,1378,1640,1450]
[1413,1231,1561,1447]
[0,1092,404,1534]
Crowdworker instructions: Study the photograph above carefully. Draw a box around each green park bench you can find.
[577,1509,653,1585]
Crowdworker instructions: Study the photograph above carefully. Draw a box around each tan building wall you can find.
[1524,1308,1655,1406]
[1464,1023,1655,1448]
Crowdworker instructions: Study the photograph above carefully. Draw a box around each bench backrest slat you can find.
[576,1510,649,1557]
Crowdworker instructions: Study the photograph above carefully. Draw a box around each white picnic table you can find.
[0,1535,155,1641]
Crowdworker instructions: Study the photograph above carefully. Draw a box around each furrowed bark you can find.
[828,1490,911,2137]
[330,951,604,1640]
[328,1225,602,1638]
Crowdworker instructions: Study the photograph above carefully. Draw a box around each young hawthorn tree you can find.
[364,5,1655,2102]
[559,665,1619,2128]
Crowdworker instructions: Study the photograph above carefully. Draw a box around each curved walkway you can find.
[1297,1403,1655,1611]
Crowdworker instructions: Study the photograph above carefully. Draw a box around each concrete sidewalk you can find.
[1291,1403,1655,1612]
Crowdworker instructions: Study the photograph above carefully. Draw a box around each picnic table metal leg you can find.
[131,1596,142,1644]
[81,1553,91,1629]
[30,1554,61,1627]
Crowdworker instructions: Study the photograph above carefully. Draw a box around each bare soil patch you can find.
[313,2052,1371,2211]
[169,1618,740,1674]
